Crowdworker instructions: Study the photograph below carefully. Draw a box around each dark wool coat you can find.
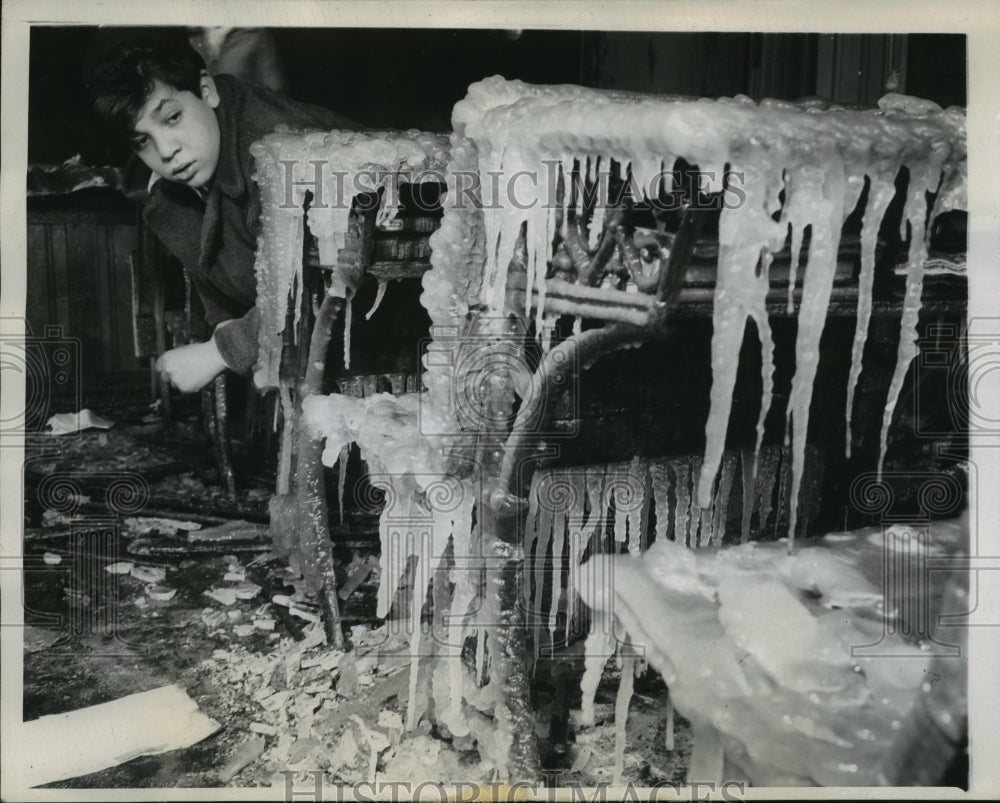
[128,74,358,374]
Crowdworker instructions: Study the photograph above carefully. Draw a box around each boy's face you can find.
[130,72,221,189]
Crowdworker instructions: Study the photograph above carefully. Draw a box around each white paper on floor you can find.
[15,684,220,788]
[43,409,114,435]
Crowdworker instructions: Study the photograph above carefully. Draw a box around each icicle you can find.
[693,456,714,547]
[650,459,672,545]
[547,478,568,651]
[523,185,539,324]
[276,385,295,495]
[614,652,636,786]
[632,156,649,206]
[929,148,967,223]
[365,280,388,320]
[877,158,944,476]
[543,186,557,298]
[750,251,776,473]
[589,158,609,251]
[479,140,510,314]
[376,484,417,619]
[406,529,433,730]
[531,199,558,338]
[337,444,350,525]
[698,500,714,547]
[485,147,532,315]
[533,472,555,661]
[252,207,306,390]
[603,464,630,546]
[784,160,847,552]
[636,155,665,209]
[626,457,651,555]
[664,695,675,751]
[444,493,477,734]
[343,290,354,369]
[711,451,737,546]
[845,170,897,457]
[776,446,793,539]
[525,470,543,662]
[407,601,423,730]
[580,626,615,726]
[697,158,785,509]
[416,486,465,733]
[560,156,574,241]
[584,465,607,545]
[622,158,634,208]
[574,155,587,224]
[673,460,691,547]
[404,507,454,728]
[739,448,756,543]
[689,461,704,547]
[786,222,803,314]
[562,472,586,643]
[525,470,542,556]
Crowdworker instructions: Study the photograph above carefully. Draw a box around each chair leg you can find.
[202,375,237,498]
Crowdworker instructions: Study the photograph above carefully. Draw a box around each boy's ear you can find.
[199,71,221,109]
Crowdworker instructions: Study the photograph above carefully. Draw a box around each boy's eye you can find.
[131,136,149,150]
[166,111,182,124]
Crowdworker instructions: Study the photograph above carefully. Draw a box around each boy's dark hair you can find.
[86,34,207,143]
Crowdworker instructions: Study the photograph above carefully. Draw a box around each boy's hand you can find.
[156,340,227,393]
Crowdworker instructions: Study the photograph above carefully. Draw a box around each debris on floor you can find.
[20,414,691,789]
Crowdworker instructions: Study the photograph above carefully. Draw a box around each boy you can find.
[87,35,358,392]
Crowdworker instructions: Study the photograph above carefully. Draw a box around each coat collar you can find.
[210,74,247,200]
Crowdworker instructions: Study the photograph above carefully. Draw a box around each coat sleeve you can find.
[213,307,260,376]
[189,272,259,376]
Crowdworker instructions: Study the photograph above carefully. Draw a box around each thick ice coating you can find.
[250,129,450,390]
[303,391,521,769]
[580,514,967,785]
[449,76,966,544]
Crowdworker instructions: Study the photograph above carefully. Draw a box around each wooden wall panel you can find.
[26,191,147,411]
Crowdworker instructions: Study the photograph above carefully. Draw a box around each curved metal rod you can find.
[497,207,702,503]
[497,323,665,501]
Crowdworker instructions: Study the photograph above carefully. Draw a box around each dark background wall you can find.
[28,28,966,166]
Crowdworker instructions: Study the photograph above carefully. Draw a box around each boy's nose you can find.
[153,134,181,163]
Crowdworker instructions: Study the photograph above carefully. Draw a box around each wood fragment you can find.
[217,735,267,783]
